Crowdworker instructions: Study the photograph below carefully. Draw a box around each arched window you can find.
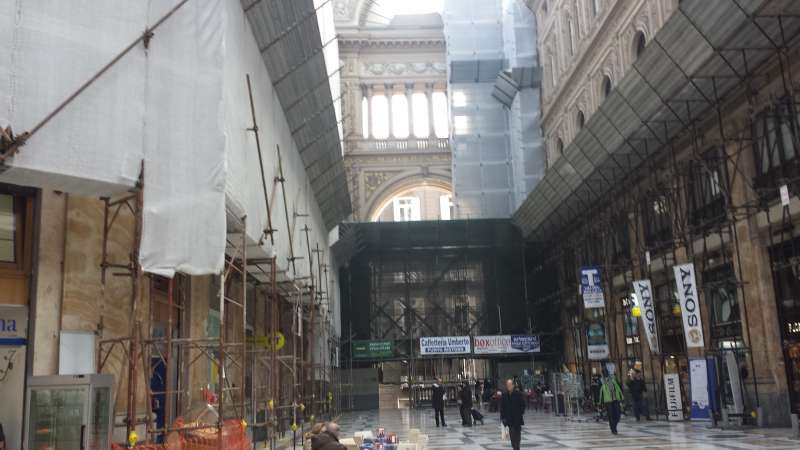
[556,138,565,155]
[432,92,449,138]
[601,75,612,99]
[371,95,390,139]
[391,94,409,138]
[634,31,646,60]
[577,110,585,130]
[412,93,430,138]
[361,96,369,137]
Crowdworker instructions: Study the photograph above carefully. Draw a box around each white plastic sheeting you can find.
[443,0,543,219]
[0,0,228,276]
[0,1,147,194]
[139,0,226,277]
[223,0,332,283]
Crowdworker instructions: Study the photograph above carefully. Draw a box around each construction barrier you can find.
[112,420,251,450]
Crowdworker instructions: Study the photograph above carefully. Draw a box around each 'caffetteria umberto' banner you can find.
[419,336,471,355]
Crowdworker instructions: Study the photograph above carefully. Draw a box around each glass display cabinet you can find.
[24,374,113,450]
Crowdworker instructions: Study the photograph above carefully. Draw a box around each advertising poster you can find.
[632,279,659,354]
[673,263,705,348]
[689,358,711,421]
[419,336,471,355]
[473,335,541,354]
[586,322,609,360]
[0,305,28,450]
[580,266,606,308]
[664,373,684,421]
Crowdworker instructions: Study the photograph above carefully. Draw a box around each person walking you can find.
[500,379,526,450]
[432,378,447,427]
[599,370,624,435]
[459,382,473,426]
[626,368,650,421]
[311,422,346,450]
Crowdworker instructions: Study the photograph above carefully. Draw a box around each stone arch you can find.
[364,171,452,221]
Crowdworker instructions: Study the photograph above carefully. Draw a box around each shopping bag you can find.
[500,425,510,441]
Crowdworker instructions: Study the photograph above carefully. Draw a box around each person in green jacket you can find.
[599,369,623,434]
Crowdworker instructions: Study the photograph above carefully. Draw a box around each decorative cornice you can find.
[339,38,446,50]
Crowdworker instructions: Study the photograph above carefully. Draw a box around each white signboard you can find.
[587,344,609,360]
[580,266,606,308]
[473,335,540,354]
[633,279,659,354]
[673,263,705,348]
[419,336,471,355]
[689,358,711,421]
[664,373,683,421]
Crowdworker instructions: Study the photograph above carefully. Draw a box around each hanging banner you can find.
[673,263,705,348]
[689,358,711,421]
[419,336,471,355]
[586,322,609,360]
[580,266,605,308]
[664,373,683,421]
[474,335,541,354]
[725,352,744,422]
[632,279,659,354]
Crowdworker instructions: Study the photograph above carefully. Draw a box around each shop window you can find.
[620,295,641,362]
[611,217,630,264]
[753,97,800,194]
[688,146,728,229]
[643,195,672,248]
[655,283,684,356]
[703,264,742,342]
[0,194,15,263]
[769,239,800,413]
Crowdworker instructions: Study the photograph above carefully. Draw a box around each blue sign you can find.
[510,335,540,353]
[580,266,605,308]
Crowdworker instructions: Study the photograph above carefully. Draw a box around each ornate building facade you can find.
[335,3,452,222]
[534,0,679,165]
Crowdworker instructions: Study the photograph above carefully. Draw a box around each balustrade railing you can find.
[346,137,450,153]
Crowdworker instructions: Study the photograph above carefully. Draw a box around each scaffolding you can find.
[518,0,800,423]
[90,73,350,449]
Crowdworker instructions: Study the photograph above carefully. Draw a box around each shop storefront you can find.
[769,239,800,414]
[0,185,34,449]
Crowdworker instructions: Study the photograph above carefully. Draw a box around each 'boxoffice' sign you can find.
[474,335,541,354]
[419,336,471,355]
[352,340,394,359]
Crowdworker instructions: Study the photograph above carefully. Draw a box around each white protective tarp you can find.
[0,1,226,276]
[139,0,226,277]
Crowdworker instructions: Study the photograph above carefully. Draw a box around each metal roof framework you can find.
[512,0,800,241]
[242,0,352,229]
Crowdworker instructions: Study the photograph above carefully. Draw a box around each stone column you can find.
[426,83,435,138]
[406,83,414,140]
[386,83,394,138]
[365,84,373,139]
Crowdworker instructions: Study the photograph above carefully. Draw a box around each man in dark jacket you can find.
[626,368,650,421]
[459,382,473,426]
[500,379,525,450]
[311,422,346,450]
[432,377,447,427]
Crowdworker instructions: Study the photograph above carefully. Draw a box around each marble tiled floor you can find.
[335,407,798,449]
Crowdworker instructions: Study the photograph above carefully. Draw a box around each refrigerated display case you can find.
[24,374,113,450]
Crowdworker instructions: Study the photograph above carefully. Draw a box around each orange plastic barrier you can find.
[113,420,251,450]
